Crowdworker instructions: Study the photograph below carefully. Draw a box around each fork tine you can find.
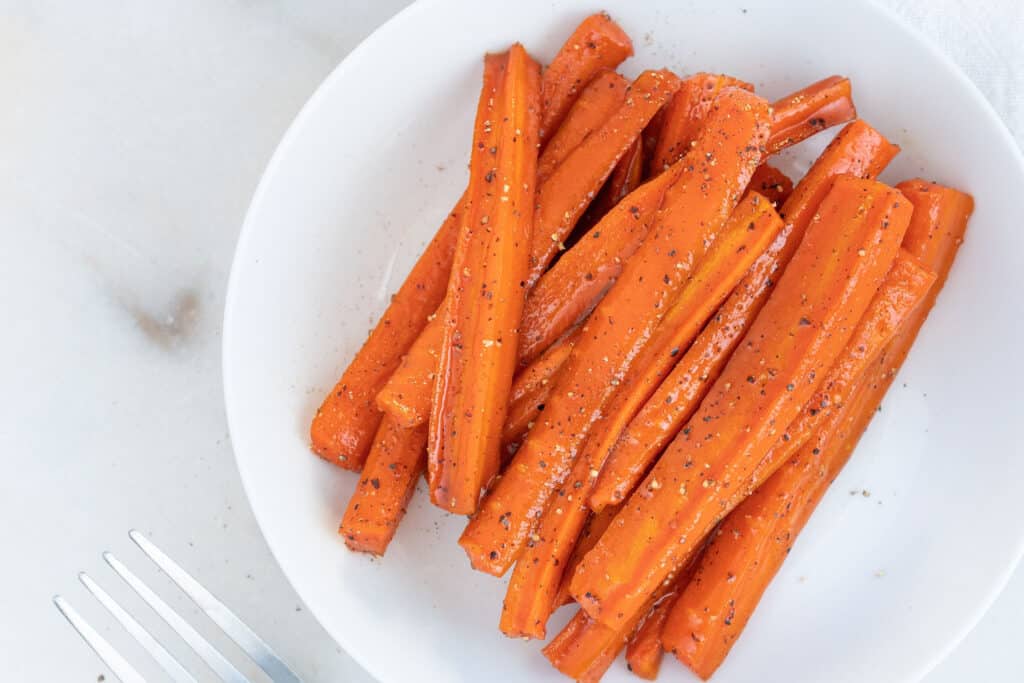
[129,530,302,683]
[104,552,251,683]
[53,595,147,683]
[79,573,198,683]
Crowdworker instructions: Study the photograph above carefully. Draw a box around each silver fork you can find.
[54,530,302,683]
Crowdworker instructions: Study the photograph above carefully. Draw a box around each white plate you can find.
[223,1,1024,680]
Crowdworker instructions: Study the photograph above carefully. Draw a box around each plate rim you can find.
[223,1,1024,680]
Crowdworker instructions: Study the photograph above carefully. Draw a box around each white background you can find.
[1,1,1021,681]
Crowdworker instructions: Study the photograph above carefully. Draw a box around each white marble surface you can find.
[1,1,1020,681]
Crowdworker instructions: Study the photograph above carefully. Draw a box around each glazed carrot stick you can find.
[651,74,754,172]
[309,194,462,468]
[539,12,634,142]
[460,88,772,577]
[579,192,785,474]
[545,559,699,682]
[338,414,427,554]
[517,164,684,367]
[539,71,629,182]
[379,163,679,427]
[747,163,793,205]
[530,69,681,286]
[553,502,622,608]
[500,452,593,639]
[589,137,645,220]
[571,175,912,631]
[641,107,665,178]
[757,250,936,468]
[766,75,856,154]
[589,120,900,511]
[626,590,679,680]
[502,334,576,445]
[427,45,542,513]
[664,370,875,679]
[661,179,972,673]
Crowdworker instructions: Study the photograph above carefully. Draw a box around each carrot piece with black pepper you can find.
[651,74,754,172]
[427,45,542,514]
[338,414,427,554]
[589,120,900,512]
[766,75,856,154]
[502,332,577,446]
[661,178,973,674]
[459,87,772,577]
[747,163,793,205]
[579,192,785,475]
[571,175,912,631]
[552,502,622,608]
[589,136,645,221]
[539,12,634,143]
[625,590,679,680]
[539,70,629,182]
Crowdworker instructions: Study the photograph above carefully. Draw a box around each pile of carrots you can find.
[310,12,973,681]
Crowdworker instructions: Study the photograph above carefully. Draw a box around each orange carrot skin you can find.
[310,198,461,468]
[375,314,444,428]
[591,136,645,219]
[539,12,634,142]
[626,591,679,680]
[530,69,681,287]
[760,250,936,468]
[539,70,629,182]
[428,45,542,514]
[460,88,772,577]
[766,76,856,154]
[553,501,622,609]
[571,175,912,631]
[518,165,682,367]
[338,414,427,555]
[499,453,593,639]
[662,180,972,673]
[502,335,575,445]
[580,192,785,475]
[747,163,793,205]
[589,120,901,511]
[652,74,754,172]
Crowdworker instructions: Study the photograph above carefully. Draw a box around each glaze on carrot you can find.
[502,333,576,446]
[539,70,629,182]
[766,76,856,154]
[553,501,622,609]
[539,12,634,142]
[460,87,772,577]
[427,45,542,513]
[338,414,427,554]
[571,175,912,631]
[580,192,785,475]
[651,74,754,172]
[625,590,679,680]
[747,163,793,205]
[589,120,900,511]
[590,137,645,221]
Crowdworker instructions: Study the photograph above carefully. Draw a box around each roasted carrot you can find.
[500,452,593,639]
[552,501,622,608]
[427,45,542,513]
[545,559,699,683]
[539,70,629,182]
[757,250,936,468]
[589,120,900,511]
[626,591,679,680]
[571,175,912,630]
[539,12,634,142]
[641,107,665,178]
[530,69,681,286]
[590,137,645,220]
[661,179,972,674]
[338,414,427,554]
[502,333,576,446]
[460,87,772,577]
[747,163,793,205]
[664,370,875,679]
[310,194,462,468]
[766,76,856,154]
[651,74,754,172]
[580,192,785,475]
